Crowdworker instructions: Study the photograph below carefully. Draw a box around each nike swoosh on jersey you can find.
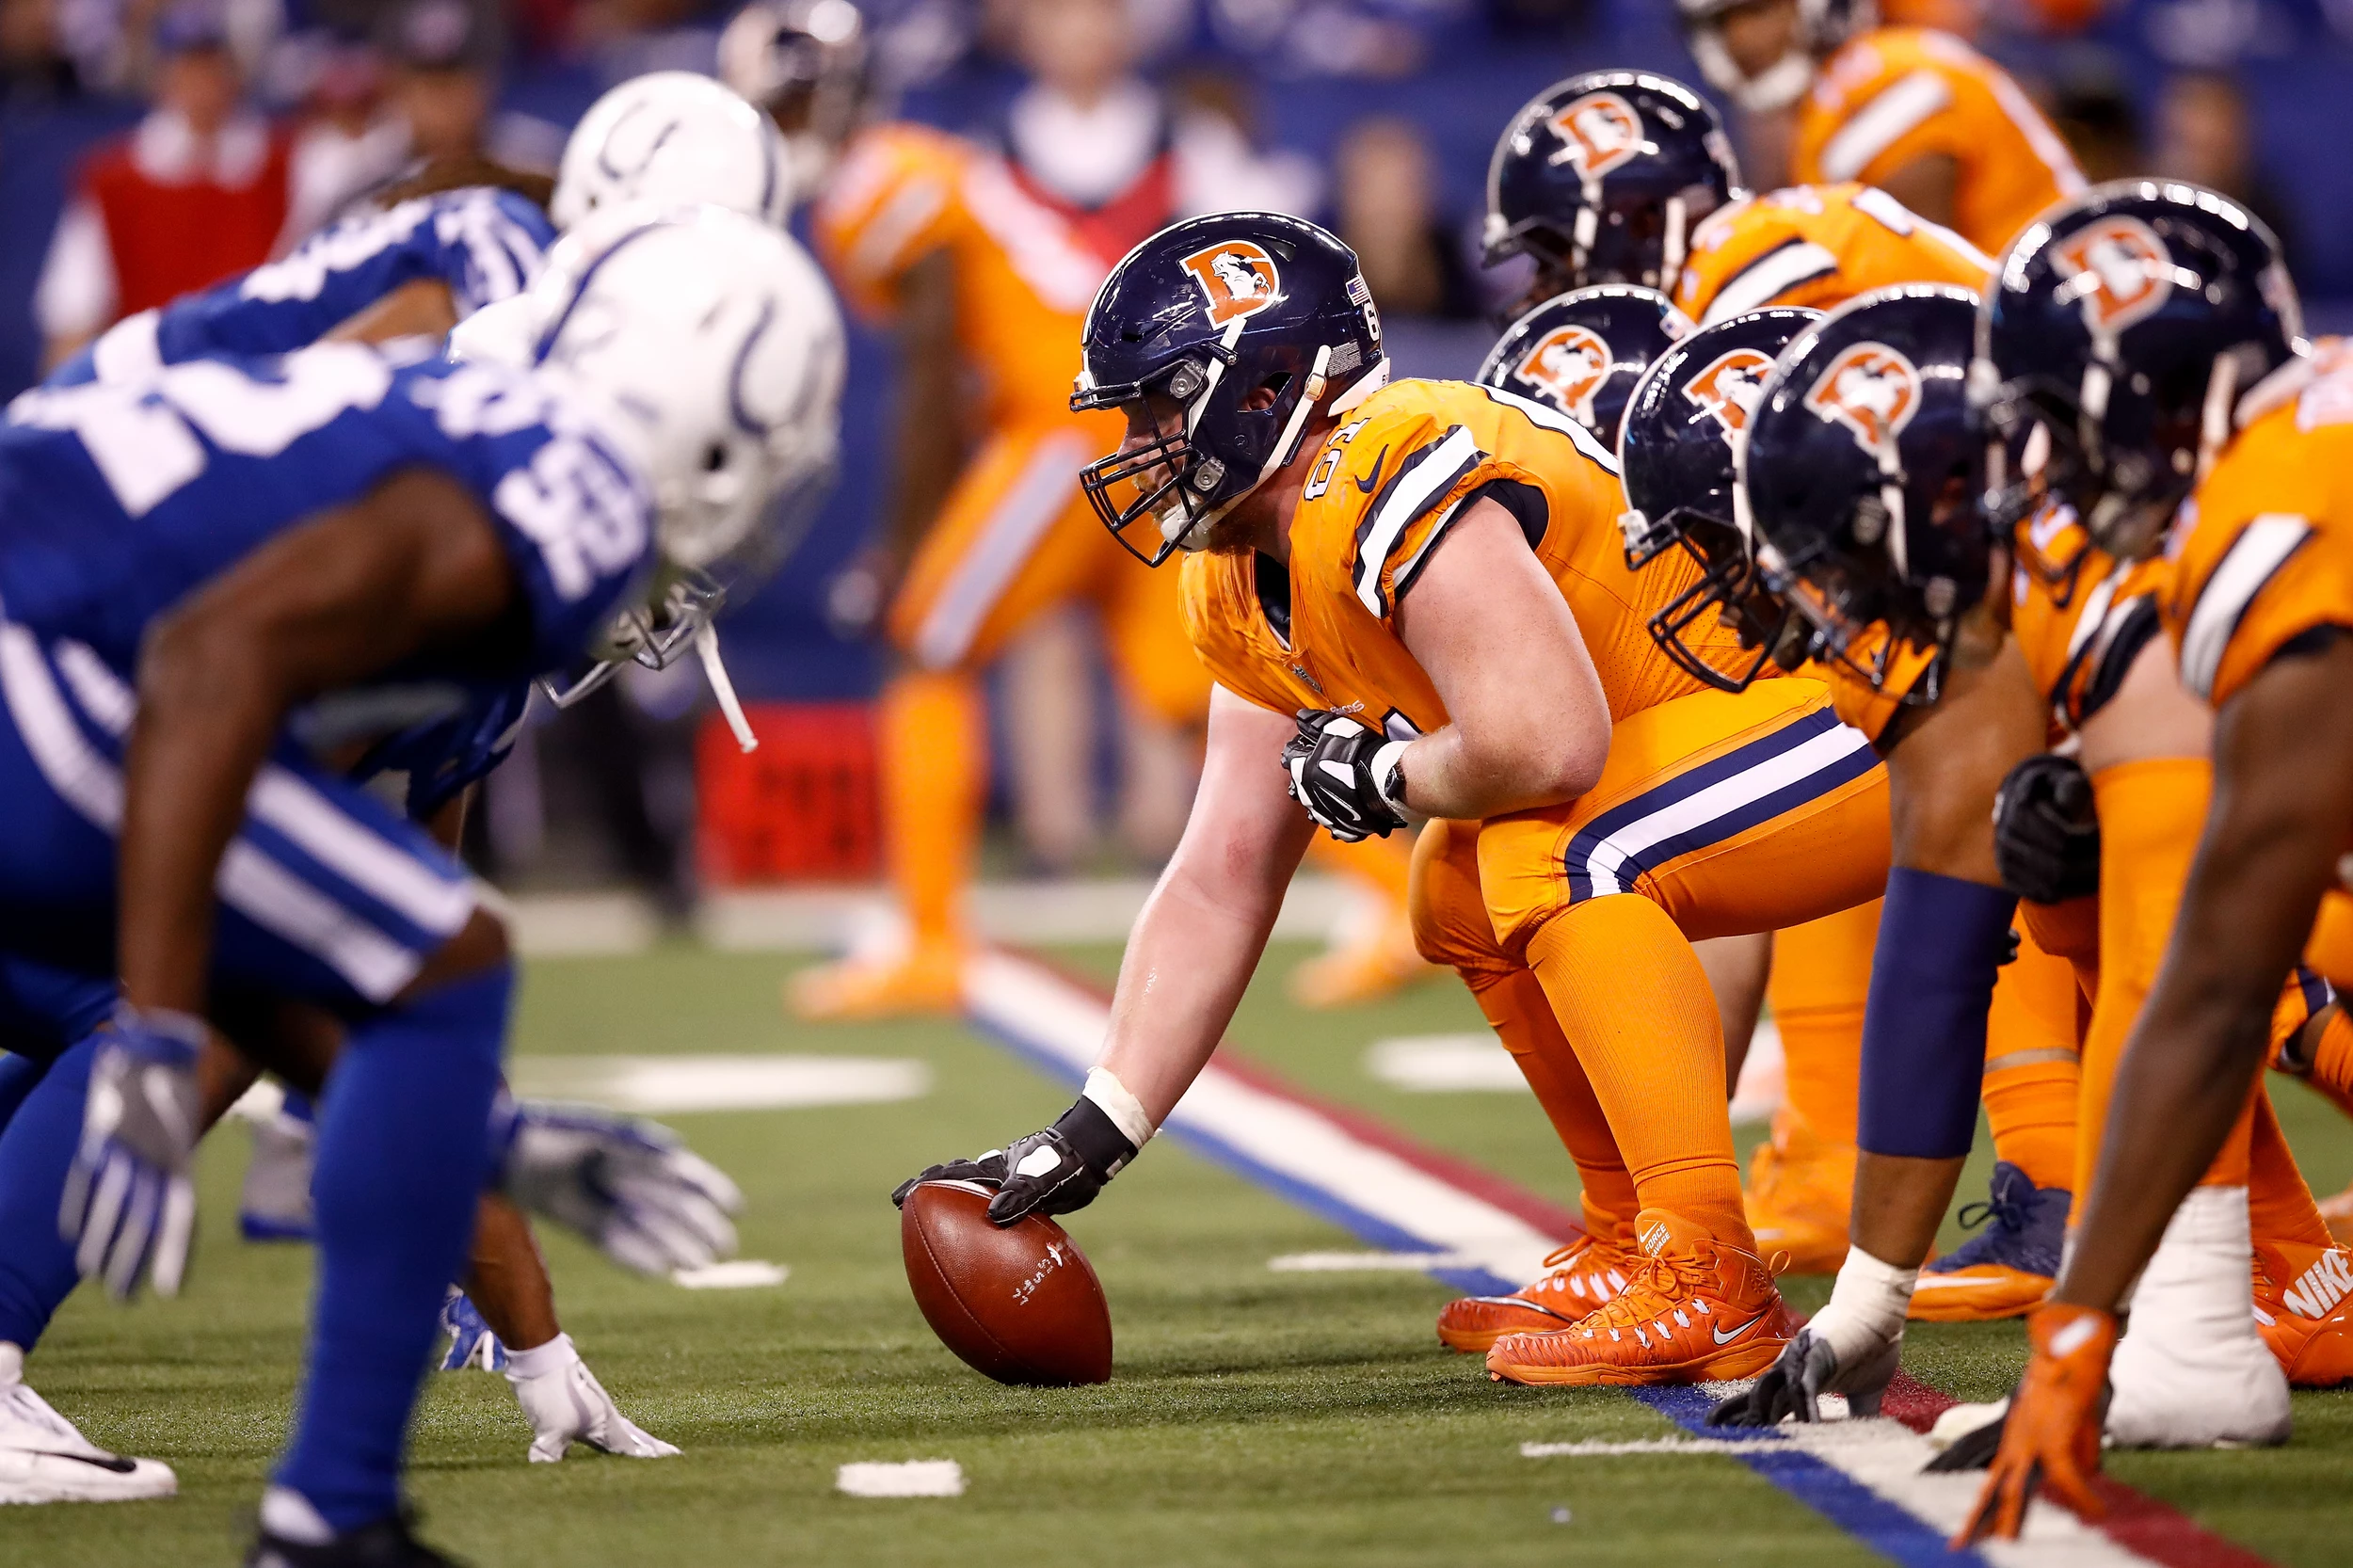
[1353,447,1388,494]
[1713,1315,1765,1345]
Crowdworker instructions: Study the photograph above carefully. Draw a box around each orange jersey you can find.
[1793,27,2085,255]
[1673,183,1992,327]
[2165,354,2353,711]
[1181,378,1748,733]
[2009,504,2171,736]
[811,123,1141,429]
[1810,632,1939,747]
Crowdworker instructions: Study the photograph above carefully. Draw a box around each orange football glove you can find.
[1952,1302,2118,1545]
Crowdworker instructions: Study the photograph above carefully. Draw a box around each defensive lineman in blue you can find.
[0,202,843,1565]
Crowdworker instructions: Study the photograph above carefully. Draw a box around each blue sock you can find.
[0,1051,51,1137]
[0,1038,94,1351]
[273,968,511,1532]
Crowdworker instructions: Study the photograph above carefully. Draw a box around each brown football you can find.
[900,1179,1112,1386]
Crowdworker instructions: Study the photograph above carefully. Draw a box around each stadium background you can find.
[4,0,2350,896]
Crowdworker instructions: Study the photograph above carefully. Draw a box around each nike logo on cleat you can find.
[33,1450,137,1473]
[1712,1315,1765,1345]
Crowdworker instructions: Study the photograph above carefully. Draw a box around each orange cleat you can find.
[1741,1111,1855,1276]
[1907,1162,2065,1322]
[1483,1209,1796,1386]
[1289,912,1434,1009]
[787,939,969,1021]
[2251,1238,2353,1387]
[2317,1182,2353,1248]
[1435,1231,1640,1352]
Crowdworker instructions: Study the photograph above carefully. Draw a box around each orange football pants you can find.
[1413,678,1892,1249]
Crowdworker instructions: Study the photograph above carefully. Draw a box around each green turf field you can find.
[5,940,2350,1566]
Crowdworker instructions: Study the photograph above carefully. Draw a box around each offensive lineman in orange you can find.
[1675,0,2083,254]
[720,0,1423,1018]
[1484,69,2076,1298]
[892,211,1901,1388]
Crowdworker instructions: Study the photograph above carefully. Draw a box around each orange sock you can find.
[2279,991,2353,1120]
[1766,900,1878,1146]
[1982,920,2083,1192]
[1308,830,1416,904]
[1469,968,1639,1241]
[2076,757,2259,1198]
[2249,1086,2333,1247]
[878,668,984,948]
[1526,895,1752,1249]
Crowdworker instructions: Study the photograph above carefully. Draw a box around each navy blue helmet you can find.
[1477,285,1693,448]
[1743,284,1986,698]
[1483,72,1742,307]
[1975,181,2301,572]
[1072,213,1387,566]
[1618,306,1822,693]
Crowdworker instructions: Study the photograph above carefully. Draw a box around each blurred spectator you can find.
[2153,70,2296,264]
[1334,116,1480,319]
[282,36,406,237]
[380,0,498,161]
[34,0,291,369]
[2042,46,2141,184]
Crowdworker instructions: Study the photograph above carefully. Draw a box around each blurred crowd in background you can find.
[2,0,2348,911]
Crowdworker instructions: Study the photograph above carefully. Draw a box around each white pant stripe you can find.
[911,431,1091,670]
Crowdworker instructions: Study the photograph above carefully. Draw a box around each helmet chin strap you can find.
[2194,348,2240,487]
[696,621,759,753]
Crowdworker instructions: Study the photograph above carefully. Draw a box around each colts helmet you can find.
[1483,72,1742,304]
[1618,306,1822,693]
[1975,180,2302,568]
[1477,285,1693,448]
[1678,0,1874,113]
[552,72,792,232]
[1072,213,1388,566]
[717,0,874,208]
[1742,284,1984,698]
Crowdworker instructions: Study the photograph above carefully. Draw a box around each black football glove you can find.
[1705,1326,1899,1428]
[890,1096,1139,1227]
[1282,711,1409,842]
[1993,753,2101,904]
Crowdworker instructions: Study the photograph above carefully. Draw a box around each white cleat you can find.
[2106,1186,2292,1449]
[505,1335,680,1464]
[0,1343,176,1504]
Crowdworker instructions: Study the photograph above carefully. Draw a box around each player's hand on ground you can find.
[497,1099,743,1275]
[892,1095,1139,1226]
[1282,710,1409,841]
[1945,1302,2116,1545]
[61,1006,205,1301]
[1706,1320,1899,1426]
[505,1335,680,1464]
[1993,754,2101,904]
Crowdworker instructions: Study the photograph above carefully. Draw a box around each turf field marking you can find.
[504,1054,931,1113]
[961,951,2276,1568]
[1366,1027,1785,1127]
[836,1460,966,1497]
[672,1260,790,1289]
[1268,1250,1475,1272]
[1523,1436,1800,1456]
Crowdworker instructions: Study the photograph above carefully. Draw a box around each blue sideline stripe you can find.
[1631,1388,1993,1568]
[968,985,1983,1568]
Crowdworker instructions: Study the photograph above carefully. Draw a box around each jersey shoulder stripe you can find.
[1700,236,1844,325]
[1817,68,1954,181]
[1353,424,1483,616]
[2180,514,2314,699]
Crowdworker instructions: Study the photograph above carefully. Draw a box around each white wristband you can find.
[1809,1245,1917,1368]
[1369,738,1412,815]
[1082,1066,1156,1150]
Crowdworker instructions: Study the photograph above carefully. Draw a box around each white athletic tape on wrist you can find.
[1810,1245,1917,1367]
[1083,1066,1156,1150]
[1369,739,1411,815]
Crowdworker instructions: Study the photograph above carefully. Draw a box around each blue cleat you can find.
[1908,1160,2069,1321]
[438,1289,508,1373]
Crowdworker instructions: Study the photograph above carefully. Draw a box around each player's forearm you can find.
[1394,722,1603,823]
[1099,852,1298,1126]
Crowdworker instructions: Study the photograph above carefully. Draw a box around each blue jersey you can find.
[55,187,553,388]
[0,343,650,688]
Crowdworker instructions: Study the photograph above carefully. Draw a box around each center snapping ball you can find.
[900,1179,1112,1385]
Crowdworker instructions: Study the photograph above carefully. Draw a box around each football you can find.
[899,1179,1113,1386]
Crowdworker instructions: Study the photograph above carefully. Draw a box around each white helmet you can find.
[551,72,793,232]
[513,203,844,747]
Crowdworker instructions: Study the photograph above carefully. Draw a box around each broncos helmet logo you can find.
[1682,347,1773,434]
[1180,241,1282,327]
[1804,344,1922,451]
[1546,91,1644,182]
[1515,326,1614,423]
[2051,216,2173,335]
